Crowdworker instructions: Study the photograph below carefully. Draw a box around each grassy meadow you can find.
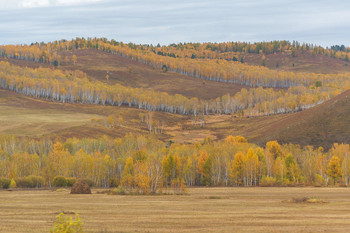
[1,187,350,232]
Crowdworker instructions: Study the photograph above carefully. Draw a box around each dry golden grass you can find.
[3,84,350,150]
[0,88,187,140]
[1,187,350,232]
[0,105,100,136]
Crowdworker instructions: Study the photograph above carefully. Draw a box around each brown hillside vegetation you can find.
[1,40,350,148]
[3,41,350,118]
[2,86,350,149]
[0,49,247,100]
[243,51,350,73]
[189,90,350,149]
[255,89,350,149]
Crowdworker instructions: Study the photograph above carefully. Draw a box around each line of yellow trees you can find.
[0,38,350,116]
[1,38,350,116]
[0,60,344,116]
[0,134,349,192]
[1,39,349,66]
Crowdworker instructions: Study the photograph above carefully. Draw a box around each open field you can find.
[0,187,350,232]
[0,88,187,140]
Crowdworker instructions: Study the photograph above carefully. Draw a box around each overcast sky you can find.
[1,0,349,46]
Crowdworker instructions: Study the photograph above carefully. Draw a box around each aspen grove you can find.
[1,38,350,117]
[0,135,349,192]
[0,60,345,116]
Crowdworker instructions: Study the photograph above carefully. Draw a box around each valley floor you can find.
[1,187,350,232]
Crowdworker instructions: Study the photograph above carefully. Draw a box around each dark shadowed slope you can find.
[235,90,350,149]
[265,90,350,149]
[171,90,350,149]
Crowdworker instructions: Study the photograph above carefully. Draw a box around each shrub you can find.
[55,188,69,192]
[15,177,32,188]
[110,187,126,195]
[70,180,91,194]
[51,213,84,233]
[170,178,187,195]
[29,176,44,188]
[77,178,93,187]
[16,175,44,188]
[66,177,77,187]
[260,176,277,187]
[283,197,327,204]
[108,178,119,188]
[315,174,326,187]
[53,176,67,187]
[9,179,16,188]
[0,177,11,189]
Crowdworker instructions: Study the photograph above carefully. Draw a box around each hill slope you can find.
[242,51,350,74]
[0,88,187,140]
[2,45,350,149]
[191,90,350,149]
[259,90,350,149]
[2,85,350,149]
[1,49,247,100]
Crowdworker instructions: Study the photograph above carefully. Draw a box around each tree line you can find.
[1,38,350,117]
[0,59,346,117]
[1,39,350,89]
[2,39,348,65]
[0,134,349,192]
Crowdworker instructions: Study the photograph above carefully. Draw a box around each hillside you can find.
[3,84,350,149]
[0,88,188,140]
[0,49,247,100]
[1,39,350,149]
[185,90,350,149]
[256,90,350,149]
[242,51,350,74]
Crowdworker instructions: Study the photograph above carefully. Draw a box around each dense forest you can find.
[0,134,349,193]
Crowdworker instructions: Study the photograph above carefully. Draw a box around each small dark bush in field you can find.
[16,175,44,188]
[108,187,128,195]
[70,180,91,194]
[283,197,327,204]
[109,187,126,195]
[108,178,119,188]
[0,177,11,189]
[53,176,67,187]
[66,177,77,187]
[77,178,93,187]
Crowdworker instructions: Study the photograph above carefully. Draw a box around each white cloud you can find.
[0,0,102,9]
[0,0,349,46]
